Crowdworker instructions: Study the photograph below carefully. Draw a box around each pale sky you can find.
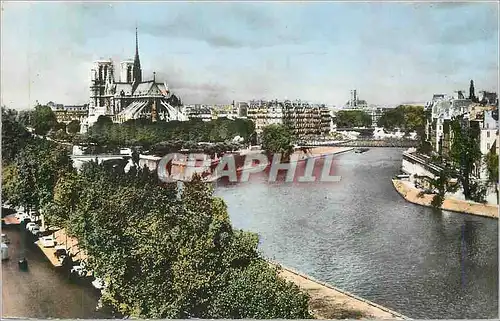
[1,1,499,109]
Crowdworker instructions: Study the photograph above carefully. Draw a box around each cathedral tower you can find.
[133,27,142,84]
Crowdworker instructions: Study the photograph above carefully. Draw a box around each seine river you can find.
[215,148,498,319]
[2,148,497,319]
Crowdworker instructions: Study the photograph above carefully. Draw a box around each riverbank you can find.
[26,214,406,320]
[392,179,498,219]
[274,263,408,320]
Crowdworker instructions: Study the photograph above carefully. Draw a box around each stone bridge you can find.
[298,139,419,148]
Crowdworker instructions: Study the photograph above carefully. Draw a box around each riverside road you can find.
[1,224,109,318]
[215,148,498,319]
[2,148,497,319]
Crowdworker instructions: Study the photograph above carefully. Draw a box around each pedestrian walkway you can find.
[273,263,408,320]
[34,228,89,268]
[34,240,61,267]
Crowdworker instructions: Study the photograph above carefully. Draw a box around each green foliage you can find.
[17,110,34,127]
[4,115,310,319]
[2,107,32,163]
[422,166,459,209]
[61,168,312,318]
[67,120,81,134]
[377,105,425,132]
[1,164,23,207]
[334,110,371,128]
[449,117,482,200]
[206,260,311,319]
[8,139,74,211]
[417,140,433,155]
[261,124,294,159]
[52,129,71,141]
[53,122,67,132]
[83,118,255,149]
[468,180,487,203]
[32,105,57,135]
[485,150,499,185]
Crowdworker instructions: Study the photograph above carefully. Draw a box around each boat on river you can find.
[354,148,370,153]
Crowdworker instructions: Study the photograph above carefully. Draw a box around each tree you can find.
[261,124,294,161]
[484,148,499,202]
[449,116,482,200]
[61,166,311,319]
[335,110,371,128]
[13,139,73,212]
[377,105,425,132]
[1,163,23,207]
[67,120,81,134]
[17,110,34,127]
[32,105,57,135]
[421,166,459,208]
[43,171,81,227]
[2,107,31,163]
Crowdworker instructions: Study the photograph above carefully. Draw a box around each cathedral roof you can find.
[115,83,133,95]
[131,80,169,97]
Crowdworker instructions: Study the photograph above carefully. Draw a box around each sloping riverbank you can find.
[274,263,409,320]
[392,179,498,219]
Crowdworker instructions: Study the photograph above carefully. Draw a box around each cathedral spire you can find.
[133,25,142,84]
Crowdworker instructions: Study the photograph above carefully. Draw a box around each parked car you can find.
[16,212,29,220]
[70,265,87,277]
[26,222,39,232]
[1,243,8,260]
[41,235,55,247]
[1,234,10,244]
[31,226,41,236]
[92,277,108,290]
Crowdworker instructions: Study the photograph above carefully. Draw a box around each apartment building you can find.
[184,104,213,122]
[247,100,330,139]
[47,101,89,124]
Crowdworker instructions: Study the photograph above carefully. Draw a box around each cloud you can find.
[117,3,304,49]
[1,2,498,108]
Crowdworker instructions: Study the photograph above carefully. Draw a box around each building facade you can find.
[82,28,187,133]
[47,101,88,124]
[246,99,330,139]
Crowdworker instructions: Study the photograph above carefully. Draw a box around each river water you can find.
[2,148,497,319]
[215,148,498,319]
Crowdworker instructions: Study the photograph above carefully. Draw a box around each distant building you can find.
[345,89,368,109]
[82,28,187,133]
[426,97,474,157]
[479,91,498,106]
[46,101,88,124]
[246,99,330,139]
[184,105,213,122]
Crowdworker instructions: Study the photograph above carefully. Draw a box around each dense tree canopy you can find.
[2,107,31,163]
[449,117,484,201]
[32,105,58,135]
[377,105,425,132]
[485,149,499,186]
[67,120,81,134]
[261,124,294,160]
[2,115,312,319]
[334,110,371,128]
[84,118,255,150]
